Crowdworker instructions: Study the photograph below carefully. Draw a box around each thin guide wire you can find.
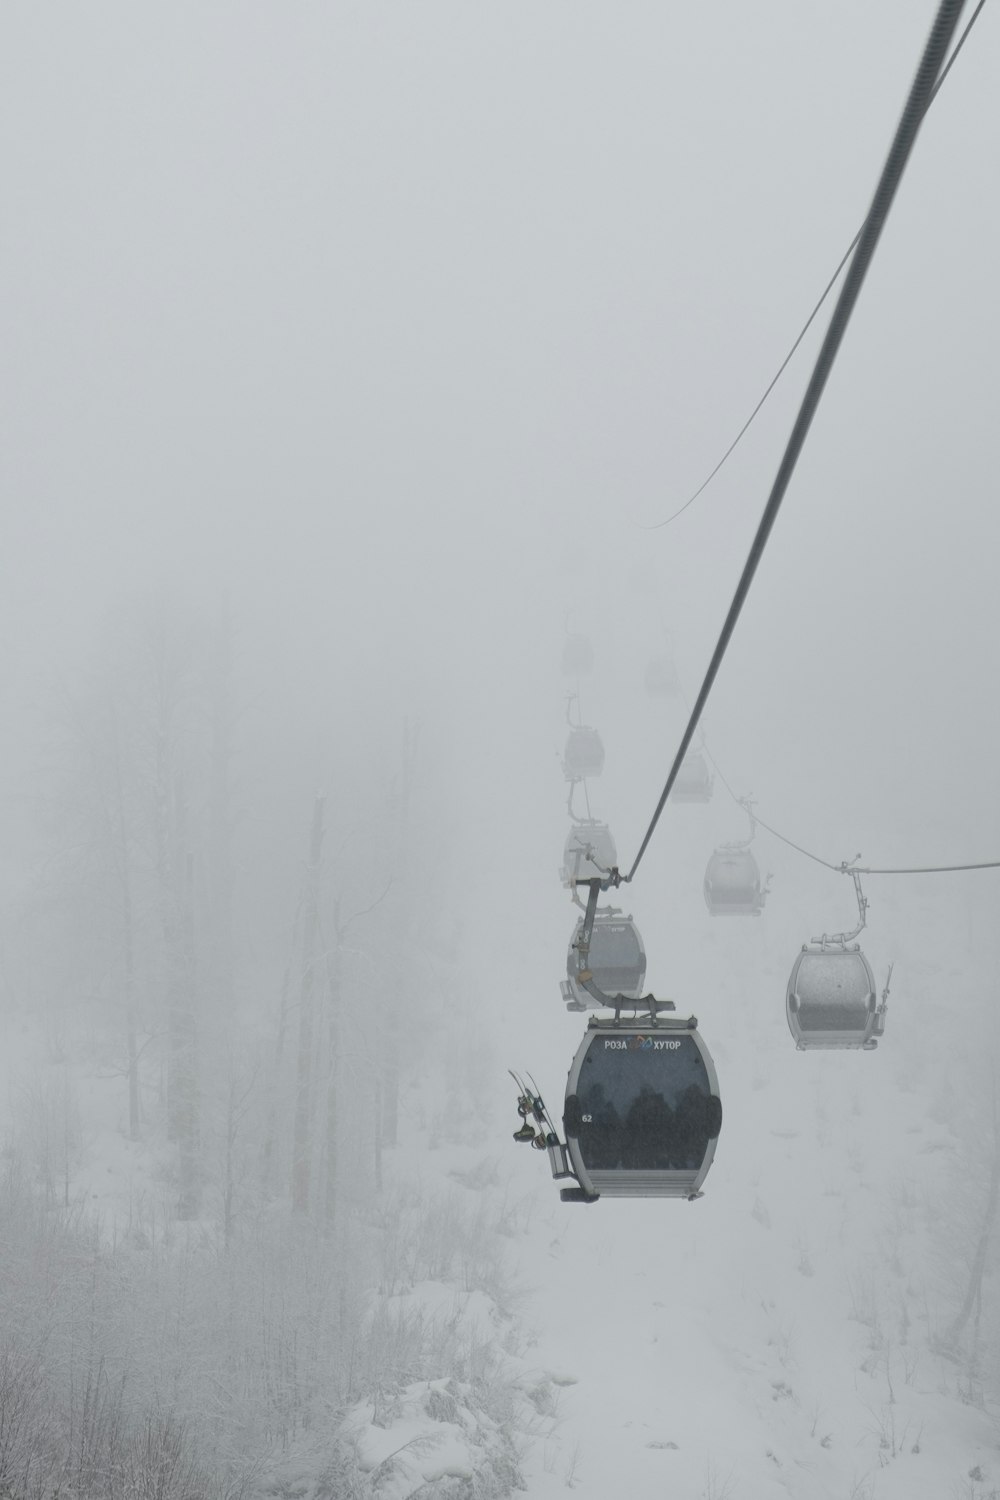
[624,0,969,886]
[640,0,985,533]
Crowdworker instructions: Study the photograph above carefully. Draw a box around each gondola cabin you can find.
[563,726,605,781]
[786,945,883,1050]
[670,750,714,803]
[561,822,618,888]
[562,1018,722,1199]
[644,655,679,697]
[704,847,767,916]
[562,635,594,676]
[565,913,646,1009]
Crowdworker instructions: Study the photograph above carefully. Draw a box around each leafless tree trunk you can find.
[150,631,201,1220]
[323,910,341,1228]
[207,599,236,1031]
[947,1079,1000,1348]
[106,703,141,1142]
[260,899,301,1199]
[174,852,200,1219]
[380,720,417,1150]
[223,1053,258,1247]
[292,795,324,1213]
[67,688,144,1144]
[122,882,140,1143]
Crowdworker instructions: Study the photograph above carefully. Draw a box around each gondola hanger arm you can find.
[569,880,674,1015]
[811,862,868,946]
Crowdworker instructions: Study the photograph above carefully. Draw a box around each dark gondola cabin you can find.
[786,945,883,1049]
[704,847,767,916]
[561,635,594,676]
[565,914,646,1008]
[563,1020,722,1198]
[644,655,679,697]
[561,822,618,888]
[670,750,714,803]
[563,726,605,782]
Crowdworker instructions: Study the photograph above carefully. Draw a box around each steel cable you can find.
[640,0,985,534]
[624,0,969,885]
[656,641,1000,879]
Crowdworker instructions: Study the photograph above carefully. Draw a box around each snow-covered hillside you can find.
[2,783,999,1500]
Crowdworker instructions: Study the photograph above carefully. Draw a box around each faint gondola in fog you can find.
[562,911,646,1010]
[786,867,891,1049]
[704,799,770,915]
[561,821,618,889]
[563,724,605,781]
[786,945,890,1049]
[644,653,679,697]
[561,634,594,676]
[670,748,714,803]
[704,846,769,915]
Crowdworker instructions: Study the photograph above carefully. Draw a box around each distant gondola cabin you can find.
[565,914,646,1008]
[563,726,605,782]
[704,847,767,915]
[786,945,883,1049]
[644,655,679,697]
[671,750,714,803]
[561,823,618,888]
[562,635,594,676]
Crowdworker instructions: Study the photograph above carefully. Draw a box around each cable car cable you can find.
[639,0,986,534]
[749,809,850,874]
[751,807,1000,878]
[620,0,968,888]
[855,858,1000,875]
[674,673,1000,877]
[659,648,1000,880]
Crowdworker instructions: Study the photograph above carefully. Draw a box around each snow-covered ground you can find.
[4,806,998,1500]
[260,859,996,1500]
[420,755,999,1500]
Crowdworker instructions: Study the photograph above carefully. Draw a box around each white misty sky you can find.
[3,16,1000,1496]
[1,2,997,875]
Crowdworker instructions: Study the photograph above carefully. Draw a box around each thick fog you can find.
[1,3,998,1497]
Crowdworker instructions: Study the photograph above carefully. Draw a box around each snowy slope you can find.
[499,871,1000,1500]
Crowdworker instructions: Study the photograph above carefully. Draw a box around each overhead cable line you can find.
[753,807,1000,877]
[716,779,1000,877]
[686,684,1000,878]
[855,858,1000,875]
[659,627,1000,881]
[640,0,986,534]
[621,0,969,886]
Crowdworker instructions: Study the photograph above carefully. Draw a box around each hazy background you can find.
[3,1,996,862]
[1,3,998,1493]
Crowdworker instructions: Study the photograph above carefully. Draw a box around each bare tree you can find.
[379,718,418,1151]
[147,615,202,1219]
[292,794,325,1213]
[946,1076,1000,1353]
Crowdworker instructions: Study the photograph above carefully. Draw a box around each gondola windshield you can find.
[712,852,757,891]
[564,727,604,778]
[572,1035,719,1173]
[590,922,641,970]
